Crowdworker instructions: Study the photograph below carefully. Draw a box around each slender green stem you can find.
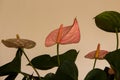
[93,58,97,69]
[21,49,42,80]
[114,28,119,80]
[115,28,119,50]
[57,43,60,66]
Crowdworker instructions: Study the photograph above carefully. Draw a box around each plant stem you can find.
[57,43,60,66]
[93,58,97,69]
[114,28,119,80]
[115,28,119,50]
[21,49,42,80]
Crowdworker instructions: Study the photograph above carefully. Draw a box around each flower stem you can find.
[57,43,60,66]
[93,58,97,69]
[21,49,42,80]
[115,28,119,50]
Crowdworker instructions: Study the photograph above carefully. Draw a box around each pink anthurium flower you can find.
[85,43,108,60]
[45,18,80,47]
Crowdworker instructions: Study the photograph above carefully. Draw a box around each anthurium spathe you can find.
[45,18,80,47]
[85,44,108,60]
[1,34,36,49]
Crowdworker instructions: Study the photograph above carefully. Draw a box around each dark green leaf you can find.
[94,11,120,32]
[84,68,107,80]
[55,60,78,80]
[5,73,18,80]
[105,49,120,80]
[52,49,79,65]
[44,73,55,80]
[29,54,56,70]
[0,48,22,76]
[29,49,79,70]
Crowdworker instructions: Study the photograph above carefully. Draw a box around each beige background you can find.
[0,0,120,80]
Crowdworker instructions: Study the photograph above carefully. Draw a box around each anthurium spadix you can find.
[45,18,80,47]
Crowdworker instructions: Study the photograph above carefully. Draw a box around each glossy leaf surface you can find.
[29,49,79,70]
[29,54,56,70]
[84,68,107,80]
[55,60,78,80]
[95,11,120,32]
[0,48,22,76]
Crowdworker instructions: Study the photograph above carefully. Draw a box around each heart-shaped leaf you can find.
[0,48,22,76]
[84,68,107,80]
[55,60,78,80]
[94,11,120,33]
[29,54,56,70]
[29,49,79,70]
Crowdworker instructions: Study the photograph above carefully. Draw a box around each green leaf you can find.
[44,73,55,80]
[5,73,18,80]
[29,49,79,70]
[0,48,22,76]
[94,11,120,32]
[105,49,120,80]
[29,54,56,70]
[84,68,107,80]
[54,60,78,80]
[52,49,79,65]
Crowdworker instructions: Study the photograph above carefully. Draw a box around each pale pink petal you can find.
[98,50,109,59]
[60,18,80,44]
[85,50,108,60]
[45,29,58,47]
[45,18,80,47]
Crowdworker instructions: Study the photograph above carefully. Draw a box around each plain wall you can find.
[0,0,120,80]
